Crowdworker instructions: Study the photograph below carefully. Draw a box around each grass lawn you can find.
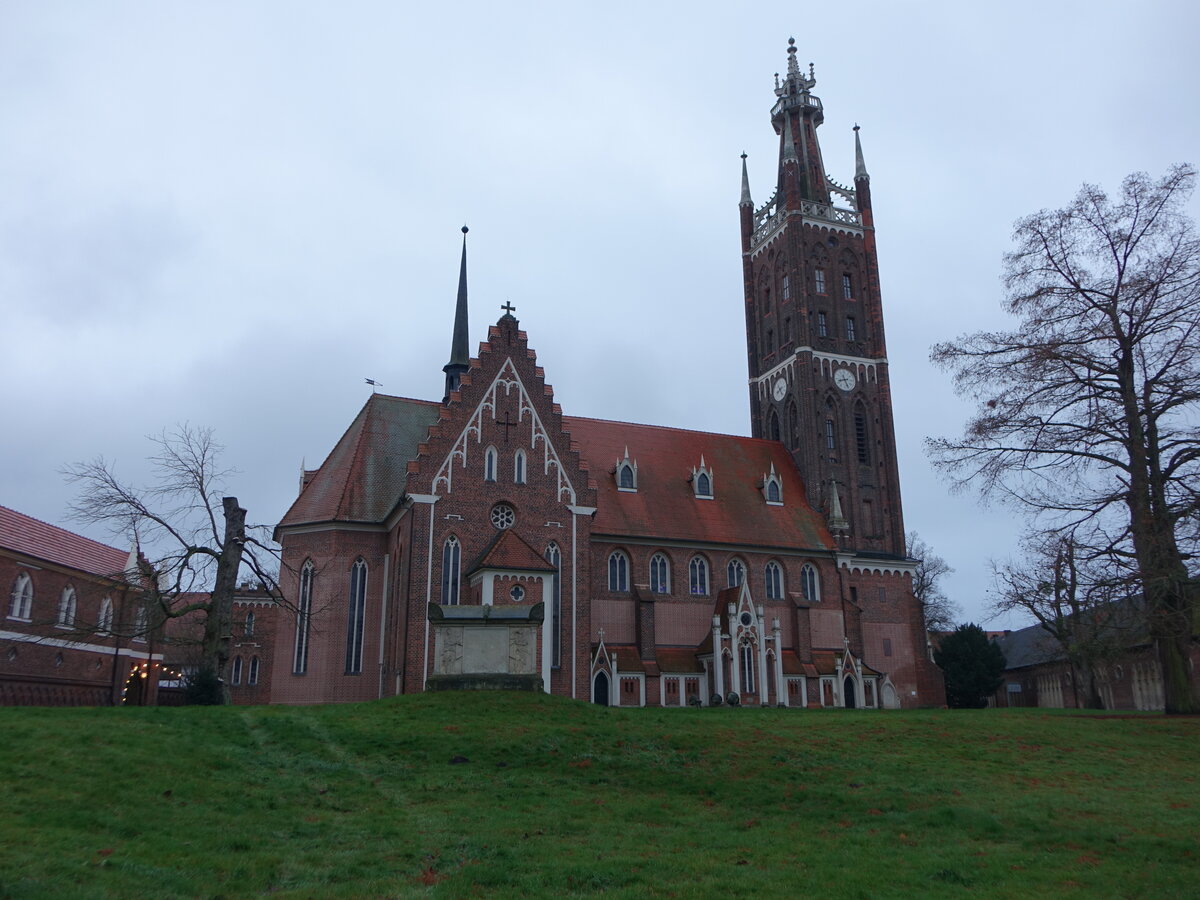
[0,693,1197,898]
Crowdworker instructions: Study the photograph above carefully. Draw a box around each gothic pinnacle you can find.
[854,124,869,181]
[740,152,753,207]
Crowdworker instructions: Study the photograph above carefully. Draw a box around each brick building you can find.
[271,41,944,709]
[1,505,163,706]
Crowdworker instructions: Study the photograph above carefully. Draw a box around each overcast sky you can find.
[3,2,1197,628]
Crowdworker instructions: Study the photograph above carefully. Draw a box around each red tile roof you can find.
[656,646,703,673]
[278,394,442,529]
[0,505,130,577]
[467,530,557,576]
[563,417,834,552]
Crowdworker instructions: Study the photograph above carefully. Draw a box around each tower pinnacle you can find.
[739,153,753,207]
[443,225,470,402]
[854,124,869,181]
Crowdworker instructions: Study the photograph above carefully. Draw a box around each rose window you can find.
[490,503,515,530]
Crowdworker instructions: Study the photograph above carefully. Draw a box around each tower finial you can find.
[739,152,753,207]
[786,37,800,78]
[443,226,471,401]
[854,124,869,181]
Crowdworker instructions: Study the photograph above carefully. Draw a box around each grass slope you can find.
[1,693,1197,898]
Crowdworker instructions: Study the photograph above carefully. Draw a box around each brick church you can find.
[271,40,944,709]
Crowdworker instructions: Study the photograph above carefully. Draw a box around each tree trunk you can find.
[201,497,247,705]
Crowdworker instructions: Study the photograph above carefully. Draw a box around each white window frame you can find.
[726,558,745,588]
[441,536,461,605]
[9,573,33,621]
[608,551,629,592]
[57,587,77,628]
[801,564,819,603]
[649,553,670,594]
[765,561,784,600]
[513,449,526,484]
[689,556,709,596]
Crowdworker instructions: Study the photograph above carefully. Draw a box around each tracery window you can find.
[765,561,784,600]
[345,558,367,674]
[608,551,629,592]
[441,537,461,605]
[546,543,561,666]
[650,553,670,594]
[727,558,745,588]
[293,560,314,673]
[801,564,819,604]
[689,556,709,596]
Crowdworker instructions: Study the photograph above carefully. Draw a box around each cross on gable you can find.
[497,412,515,444]
[501,301,516,315]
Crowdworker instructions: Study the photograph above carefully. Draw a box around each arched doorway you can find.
[593,672,609,706]
[843,676,857,709]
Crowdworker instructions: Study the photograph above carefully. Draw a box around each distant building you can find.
[991,618,1199,711]
[0,505,162,706]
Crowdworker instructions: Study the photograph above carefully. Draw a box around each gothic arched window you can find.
[608,551,629,592]
[765,562,784,600]
[741,642,756,694]
[484,446,498,482]
[727,558,745,588]
[689,556,709,596]
[546,543,561,666]
[345,558,367,674]
[441,537,461,606]
[249,656,260,685]
[231,656,243,686]
[768,410,781,442]
[697,472,712,497]
[9,573,32,620]
[650,553,670,594]
[293,560,314,674]
[57,587,77,627]
[801,564,819,604]
[98,597,114,633]
[244,610,255,636]
[513,449,526,484]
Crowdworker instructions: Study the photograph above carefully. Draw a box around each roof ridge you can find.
[563,414,778,443]
[0,504,125,555]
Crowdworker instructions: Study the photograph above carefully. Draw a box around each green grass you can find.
[1,694,1197,898]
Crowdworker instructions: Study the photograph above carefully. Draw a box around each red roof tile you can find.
[278,394,441,529]
[563,417,834,552]
[656,646,703,673]
[0,505,129,577]
[467,530,557,575]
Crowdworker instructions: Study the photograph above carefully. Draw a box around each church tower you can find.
[740,39,906,558]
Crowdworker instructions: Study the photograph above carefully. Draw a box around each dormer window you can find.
[616,447,638,492]
[692,456,714,499]
[762,463,784,506]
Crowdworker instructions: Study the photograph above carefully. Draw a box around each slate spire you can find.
[443,226,471,402]
[854,124,869,181]
[739,152,753,208]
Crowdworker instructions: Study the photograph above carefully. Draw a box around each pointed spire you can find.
[740,152,753,207]
[786,37,801,79]
[854,124,869,181]
[443,226,471,401]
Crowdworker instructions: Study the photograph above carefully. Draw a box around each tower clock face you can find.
[834,368,857,392]
[772,378,788,401]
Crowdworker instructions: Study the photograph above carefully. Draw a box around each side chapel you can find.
[271,40,944,709]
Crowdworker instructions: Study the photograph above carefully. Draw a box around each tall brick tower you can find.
[740,39,906,559]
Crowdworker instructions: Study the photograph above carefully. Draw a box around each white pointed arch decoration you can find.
[433,358,577,505]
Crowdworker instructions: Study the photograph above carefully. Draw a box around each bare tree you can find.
[929,164,1200,713]
[906,531,959,632]
[992,530,1138,709]
[65,426,282,703]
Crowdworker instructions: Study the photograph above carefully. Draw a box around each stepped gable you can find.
[277,393,441,529]
[563,417,835,551]
[0,505,129,575]
[406,313,596,508]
